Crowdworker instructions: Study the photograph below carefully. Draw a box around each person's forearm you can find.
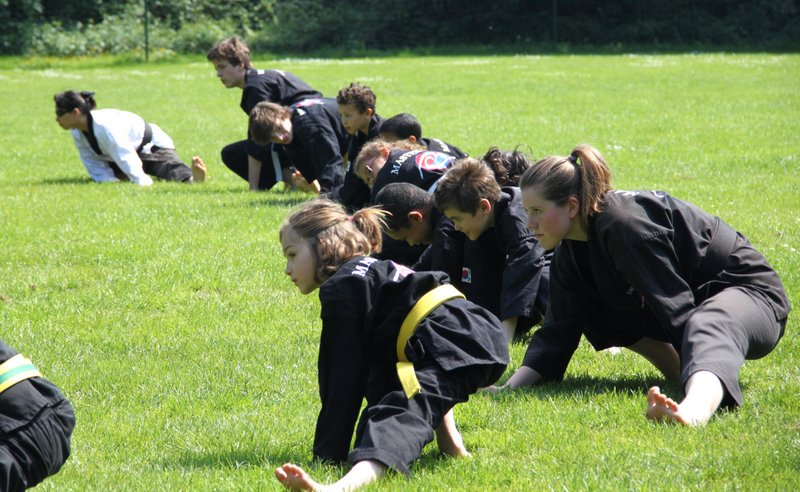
[501,317,518,342]
[248,155,262,191]
[504,366,544,389]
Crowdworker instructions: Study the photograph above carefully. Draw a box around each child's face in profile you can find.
[281,226,320,295]
[442,202,494,241]
[338,103,372,136]
[385,212,432,246]
[356,154,388,188]
[212,59,246,89]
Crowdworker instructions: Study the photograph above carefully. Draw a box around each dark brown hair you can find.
[434,158,502,214]
[482,145,532,187]
[206,36,252,69]
[249,102,291,145]
[336,82,376,113]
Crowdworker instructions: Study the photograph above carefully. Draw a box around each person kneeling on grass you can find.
[0,338,75,491]
[496,144,789,427]
[54,90,206,186]
[276,198,508,491]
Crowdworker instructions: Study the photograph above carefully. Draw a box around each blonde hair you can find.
[519,144,613,230]
[280,198,386,282]
[354,138,423,177]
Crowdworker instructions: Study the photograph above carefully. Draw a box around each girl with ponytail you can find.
[498,144,789,428]
[275,198,508,490]
[54,90,205,185]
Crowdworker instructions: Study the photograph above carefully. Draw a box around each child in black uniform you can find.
[353,140,457,201]
[379,113,468,159]
[206,36,322,190]
[0,339,75,491]
[275,199,508,490]
[333,82,384,210]
[374,182,466,290]
[500,144,790,426]
[249,99,350,196]
[434,158,549,341]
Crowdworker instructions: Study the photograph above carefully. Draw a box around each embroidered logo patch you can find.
[415,152,454,175]
[461,267,472,284]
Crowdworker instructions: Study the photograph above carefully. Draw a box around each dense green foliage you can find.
[1,53,799,490]
[1,0,798,56]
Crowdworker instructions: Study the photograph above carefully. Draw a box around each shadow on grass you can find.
[491,374,681,400]
[172,448,303,470]
[39,176,94,185]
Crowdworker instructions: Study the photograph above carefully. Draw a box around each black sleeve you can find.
[427,220,465,290]
[521,245,593,380]
[331,171,371,210]
[313,314,369,463]
[241,85,274,115]
[293,119,345,194]
[613,235,696,343]
[499,226,546,321]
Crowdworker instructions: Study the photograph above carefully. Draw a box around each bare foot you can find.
[275,463,322,491]
[435,410,472,458]
[646,386,691,426]
[191,156,207,183]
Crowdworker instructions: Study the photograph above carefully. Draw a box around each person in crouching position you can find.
[275,198,508,490]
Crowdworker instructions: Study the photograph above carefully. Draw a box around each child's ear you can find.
[479,198,493,214]
[407,135,418,144]
[365,108,374,117]
[408,211,424,224]
[379,146,390,158]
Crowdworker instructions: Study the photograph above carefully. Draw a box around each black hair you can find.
[374,182,434,230]
[482,145,533,187]
[54,90,97,115]
[379,113,422,140]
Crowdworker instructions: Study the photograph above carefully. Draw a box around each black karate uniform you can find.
[280,98,350,195]
[372,149,457,266]
[313,257,508,475]
[420,137,468,159]
[221,69,322,190]
[522,190,790,406]
[333,113,384,210]
[370,149,457,202]
[0,340,74,491]
[412,208,467,291]
[460,188,549,336]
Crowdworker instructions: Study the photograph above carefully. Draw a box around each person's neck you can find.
[75,114,90,132]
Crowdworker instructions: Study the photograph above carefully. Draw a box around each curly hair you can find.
[336,82,376,113]
[482,145,533,187]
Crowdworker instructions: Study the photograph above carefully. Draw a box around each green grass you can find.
[1,53,798,491]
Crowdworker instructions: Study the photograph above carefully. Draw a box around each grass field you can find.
[1,52,798,491]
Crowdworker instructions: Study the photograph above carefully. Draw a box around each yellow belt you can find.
[396,284,465,399]
[0,354,42,394]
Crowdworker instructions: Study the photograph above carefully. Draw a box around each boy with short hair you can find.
[334,82,385,209]
[206,36,322,191]
[249,99,350,195]
[379,113,468,159]
[434,158,549,341]
[374,182,466,289]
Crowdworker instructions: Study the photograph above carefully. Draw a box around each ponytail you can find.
[280,199,387,282]
[53,90,97,115]
[520,143,612,229]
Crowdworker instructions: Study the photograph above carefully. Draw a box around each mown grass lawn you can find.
[0,52,798,491]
